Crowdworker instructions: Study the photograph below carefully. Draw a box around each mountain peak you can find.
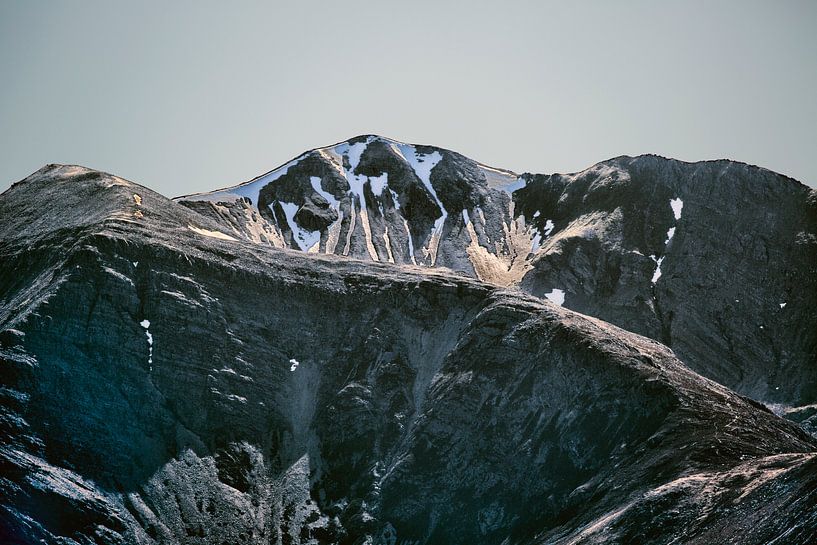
[170,141,816,410]
[2,148,817,544]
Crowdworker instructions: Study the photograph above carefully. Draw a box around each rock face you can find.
[514,156,817,408]
[178,137,817,411]
[1,164,817,544]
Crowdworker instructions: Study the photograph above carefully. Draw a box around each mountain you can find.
[177,135,817,416]
[1,160,816,544]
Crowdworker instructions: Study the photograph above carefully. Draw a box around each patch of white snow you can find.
[402,218,416,265]
[191,156,306,205]
[544,219,555,236]
[499,177,527,193]
[309,176,339,208]
[545,288,565,306]
[670,198,684,220]
[389,189,401,211]
[276,201,321,252]
[650,255,665,284]
[336,138,379,261]
[140,319,153,368]
[396,143,445,264]
[530,232,542,253]
[369,173,388,197]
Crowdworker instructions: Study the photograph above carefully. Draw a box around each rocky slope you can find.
[177,136,817,411]
[1,165,816,544]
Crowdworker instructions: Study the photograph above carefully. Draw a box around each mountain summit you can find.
[177,135,817,410]
[177,134,526,275]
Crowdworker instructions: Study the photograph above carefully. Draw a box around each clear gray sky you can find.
[1,1,815,195]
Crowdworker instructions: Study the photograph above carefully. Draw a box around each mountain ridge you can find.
[171,136,817,412]
[173,136,813,202]
[6,141,815,415]
[1,164,816,543]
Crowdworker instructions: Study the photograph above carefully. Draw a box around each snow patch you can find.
[336,138,379,261]
[336,139,368,172]
[646,197,682,284]
[545,288,565,306]
[289,358,299,372]
[396,143,445,264]
[528,218,555,253]
[369,173,388,197]
[530,232,542,253]
[532,210,540,219]
[499,177,527,193]
[309,176,339,208]
[544,219,555,236]
[191,156,305,205]
[474,162,519,188]
[276,201,321,252]
[779,302,787,309]
[670,198,684,220]
[389,189,401,211]
[140,319,153,369]
[650,255,665,284]
[402,218,416,264]
[310,176,342,254]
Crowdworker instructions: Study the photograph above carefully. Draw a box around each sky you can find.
[1,1,815,196]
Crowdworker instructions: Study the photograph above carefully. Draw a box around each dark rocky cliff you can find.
[1,165,816,544]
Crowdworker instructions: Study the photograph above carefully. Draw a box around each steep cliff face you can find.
[514,155,817,407]
[1,166,816,544]
[177,138,817,410]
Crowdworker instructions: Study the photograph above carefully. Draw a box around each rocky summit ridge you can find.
[0,139,816,544]
[178,135,817,410]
